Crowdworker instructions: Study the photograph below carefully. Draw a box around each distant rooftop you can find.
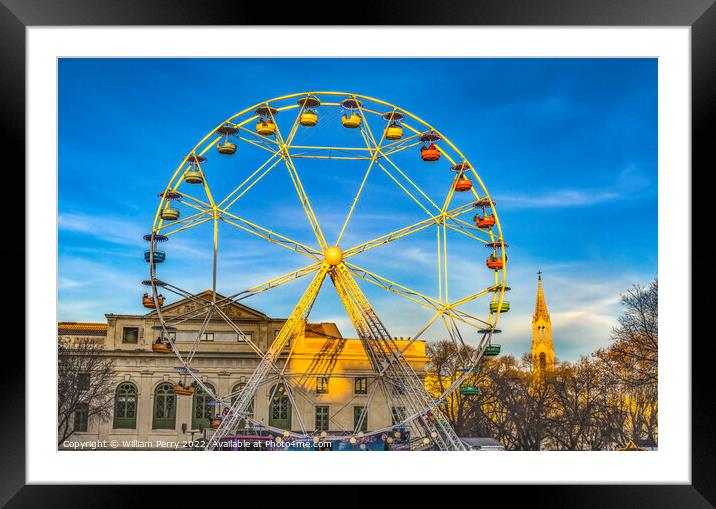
[57,322,108,335]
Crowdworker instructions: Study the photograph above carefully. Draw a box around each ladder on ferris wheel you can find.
[336,264,466,451]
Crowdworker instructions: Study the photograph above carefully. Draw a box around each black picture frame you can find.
[2,0,713,505]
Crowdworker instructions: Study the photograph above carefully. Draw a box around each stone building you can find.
[58,291,429,450]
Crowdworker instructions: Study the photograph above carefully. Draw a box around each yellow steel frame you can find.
[150,92,508,439]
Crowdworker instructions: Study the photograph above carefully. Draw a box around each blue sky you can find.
[58,58,657,361]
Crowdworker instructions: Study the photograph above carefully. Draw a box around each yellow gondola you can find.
[256,119,276,136]
[385,123,403,140]
[342,113,361,129]
[300,110,318,127]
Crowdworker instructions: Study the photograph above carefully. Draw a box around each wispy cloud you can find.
[497,165,652,209]
[499,189,621,208]
[59,212,145,247]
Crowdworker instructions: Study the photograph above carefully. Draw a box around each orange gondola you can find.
[420,131,442,161]
[173,383,195,396]
[486,255,504,270]
[420,144,440,162]
[142,293,165,308]
[475,214,495,228]
[152,342,172,354]
[210,417,222,429]
[454,175,473,192]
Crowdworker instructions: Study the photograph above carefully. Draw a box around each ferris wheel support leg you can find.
[206,265,329,450]
[331,264,466,451]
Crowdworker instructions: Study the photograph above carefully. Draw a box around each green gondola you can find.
[489,301,510,313]
[217,141,237,155]
[460,386,480,396]
[483,344,501,356]
[160,208,180,221]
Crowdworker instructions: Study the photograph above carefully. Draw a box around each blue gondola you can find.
[144,250,166,263]
[457,367,481,373]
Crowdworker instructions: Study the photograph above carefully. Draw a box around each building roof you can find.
[143,290,273,320]
[57,322,108,335]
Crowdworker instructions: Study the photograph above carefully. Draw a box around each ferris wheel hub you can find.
[323,246,344,266]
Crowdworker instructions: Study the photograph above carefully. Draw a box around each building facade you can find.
[58,292,429,450]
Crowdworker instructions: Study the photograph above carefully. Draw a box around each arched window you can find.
[231,383,255,430]
[539,352,547,372]
[192,383,216,429]
[113,382,138,429]
[269,383,291,430]
[153,382,176,429]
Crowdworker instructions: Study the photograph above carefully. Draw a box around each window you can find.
[316,377,329,394]
[200,332,214,342]
[274,330,280,338]
[353,406,368,432]
[166,331,176,341]
[152,382,176,429]
[77,372,90,391]
[238,332,253,343]
[269,384,291,430]
[113,382,138,429]
[391,406,407,425]
[315,406,329,431]
[74,403,89,432]
[539,352,547,372]
[122,327,139,344]
[231,383,255,429]
[192,384,216,429]
[354,377,368,395]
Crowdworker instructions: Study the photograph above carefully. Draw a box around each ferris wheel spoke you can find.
[171,191,212,212]
[379,131,422,155]
[216,151,283,210]
[236,135,280,154]
[335,109,390,246]
[236,124,281,148]
[218,210,322,260]
[344,262,443,311]
[161,214,214,237]
[345,262,492,329]
[447,214,494,239]
[154,262,323,330]
[281,156,328,251]
[376,161,437,217]
[262,105,329,251]
[342,215,440,259]
[379,154,442,212]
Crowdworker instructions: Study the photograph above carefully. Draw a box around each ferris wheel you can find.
[143,92,509,451]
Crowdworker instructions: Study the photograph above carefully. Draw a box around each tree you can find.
[423,277,658,450]
[595,278,658,446]
[426,340,489,435]
[57,337,116,445]
[601,278,658,390]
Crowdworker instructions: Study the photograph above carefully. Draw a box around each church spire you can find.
[534,270,550,324]
[531,271,554,375]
